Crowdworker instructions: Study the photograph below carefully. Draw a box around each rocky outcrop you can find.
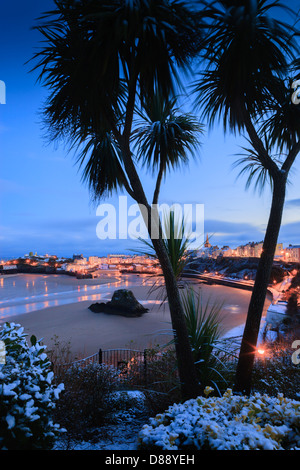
[89,289,148,317]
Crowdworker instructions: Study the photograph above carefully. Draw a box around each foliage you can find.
[133,92,203,201]
[180,288,228,393]
[194,0,298,132]
[136,209,199,301]
[31,0,202,200]
[251,339,300,401]
[31,0,204,402]
[290,269,300,290]
[128,346,181,413]
[232,136,283,195]
[53,362,119,440]
[46,335,73,374]
[286,292,300,318]
[138,387,300,450]
[0,322,64,450]
[161,211,194,280]
[193,0,300,395]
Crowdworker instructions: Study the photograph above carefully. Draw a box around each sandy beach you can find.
[0,273,271,360]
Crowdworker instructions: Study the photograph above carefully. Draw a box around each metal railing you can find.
[54,336,243,385]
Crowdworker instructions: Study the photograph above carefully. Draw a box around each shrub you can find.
[118,346,181,414]
[104,390,149,423]
[47,334,73,372]
[252,338,300,400]
[0,322,64,450]
[138,387,300,450]
[181,288,226,393]
[53,362,119,439]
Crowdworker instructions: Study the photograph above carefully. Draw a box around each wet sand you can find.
[0,274,271,359]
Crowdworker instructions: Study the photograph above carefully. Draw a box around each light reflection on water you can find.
[0,273,261,333]
[0,273,160,319]
[223,304,242,314]
[0,293,111,318]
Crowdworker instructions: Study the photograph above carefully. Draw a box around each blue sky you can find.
[1,0,300,259]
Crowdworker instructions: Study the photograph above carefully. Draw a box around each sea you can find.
[0,272,269,338]
[0,273,122,319]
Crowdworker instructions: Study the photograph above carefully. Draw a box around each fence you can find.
[54,336,243,386]
[54,348,154,385]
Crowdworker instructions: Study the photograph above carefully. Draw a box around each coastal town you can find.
[0,252,162,277]
[1,237,300,320]
[2,0,300,453]
[1,237,300,278]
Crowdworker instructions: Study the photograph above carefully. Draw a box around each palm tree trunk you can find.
[151,236,201,400]
[119,136,201,400]
[234,172,287,395]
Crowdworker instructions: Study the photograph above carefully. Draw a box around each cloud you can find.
[37,217,97,232]
[0,214,140,258]
[205,218,264,234]
[285,199,300,209]
[279,221,300,244]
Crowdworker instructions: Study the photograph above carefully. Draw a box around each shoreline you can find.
[0,273,271,359]
[0,272,122,316]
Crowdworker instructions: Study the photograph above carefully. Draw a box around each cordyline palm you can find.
[136,209,196,301]
[181,288,225,394]
[30,0,203,400]
[193,0,300,394]
[133,92,203,206]
[138,211,227,393]
[132,96,203,311]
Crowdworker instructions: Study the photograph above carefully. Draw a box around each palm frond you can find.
[30,0,203,204]
[133,91,203,174]
[75,132,129,200]
[31,0,201,131]
[136,209,192,278]
[180,287,226,390]
[193,0,299,133]
[232,136,283,195]
[259,76,300,153]
[134,208,197,304]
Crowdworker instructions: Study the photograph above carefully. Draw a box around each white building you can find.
[285,245,300,263]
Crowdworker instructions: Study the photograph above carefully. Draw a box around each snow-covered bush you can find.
[138,387,300,450]
[104,390,149,423]
[0,322,64,450]
[53,362,119,436]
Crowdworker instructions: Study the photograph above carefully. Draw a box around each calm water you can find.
[0,273,270,336]
[0,274,119,318]
[0,273,162,319]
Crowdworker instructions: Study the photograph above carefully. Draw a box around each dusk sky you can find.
[1,0,300,259]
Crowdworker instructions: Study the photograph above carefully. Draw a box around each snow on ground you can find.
[55,419,143,450]
[54,391,149,450]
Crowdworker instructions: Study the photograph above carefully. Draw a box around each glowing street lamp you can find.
[257,348,265,356]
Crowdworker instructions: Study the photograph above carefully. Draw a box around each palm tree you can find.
[138,210,226,393]
[30,0,203,400]
[136,208,198,302]
[181,288,225,394]
[133,92,203,206]
[193,0,300,394]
